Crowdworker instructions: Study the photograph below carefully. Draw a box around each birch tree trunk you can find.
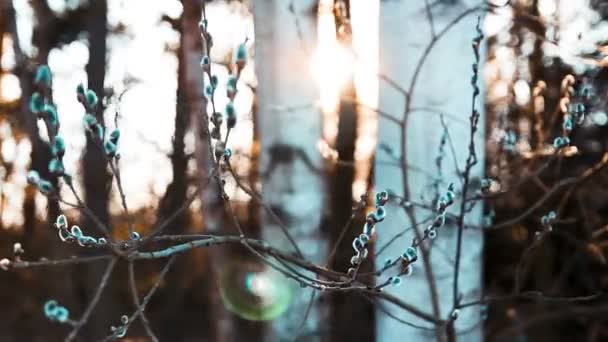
[252,1,327,340]
[376,1,485,341]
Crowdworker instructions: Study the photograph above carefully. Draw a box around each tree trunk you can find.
[155,14,194,342]
[6,1,78,339]
[155,1,225,339]
[82,1,115,339]
[376,1,485,341]
[9,0,60,245]
[178,1,236,341]
[328,83,376,341]
[252,0,327,340]
[83,0,110,231]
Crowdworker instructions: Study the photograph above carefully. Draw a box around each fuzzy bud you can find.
[214,141,226,160]
[109,129,120,145]
[55,215,68,230]
[234,42,248,67]
[70,226,82,238]
[130,231,141,240]
[210,75,218,88]
[29,92,45,114]
[225,102,236,129]
[85,89,99,108]
[52,136,66,157]
[43,104,59,127]
[37,180,54,195]
[48,158,65,175]
[375,190,389,207]
[34,65,52,88]
[375,206,386,222]
[27,170,41,185]
[401,246,417,262]
[0,258,10,271]
[563,117,574,132]
[83,113,98,129]
[389,276,402,287]
[76,84,85,97]
[13,242,24,255]
[226,75,237,99]
[224,148,232,159]
[104,140,118,157]
[200,55,210,71]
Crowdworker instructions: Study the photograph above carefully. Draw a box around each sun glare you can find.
[312,0,379,200]
[311,0,354,117]
[351,0,379,200]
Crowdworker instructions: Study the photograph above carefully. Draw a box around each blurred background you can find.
[0,0,607,341]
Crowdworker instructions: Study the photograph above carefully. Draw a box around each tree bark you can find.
[5,1,78,339]
[155,1,222,339]
[252,0,328,340]
[8,0,60,245]
[179,1,235,341]
[81,1,115,339]
[328,83,376,341]
[376,1,485,341]
[83,0,110,231]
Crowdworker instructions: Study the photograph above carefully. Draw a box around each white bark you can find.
[376,1,485,341]
[252,0,326,340]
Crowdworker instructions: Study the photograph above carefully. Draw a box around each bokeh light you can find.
[218,261,294,321]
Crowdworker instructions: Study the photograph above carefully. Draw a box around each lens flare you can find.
[218,262,294,321]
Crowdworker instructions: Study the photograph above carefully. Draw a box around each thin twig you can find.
[10,255,111,269]
[65,257,117,342]
[127,261,158,342]
[452,16,483,313]
[101,256,176,342]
